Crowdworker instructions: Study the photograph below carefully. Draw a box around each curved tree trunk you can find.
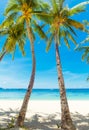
[0,51,6,61]
[55,34,76,130]
[16,21,36,127]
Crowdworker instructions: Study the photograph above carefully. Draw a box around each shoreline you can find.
[0,100,89,114]
[0,100,89,129]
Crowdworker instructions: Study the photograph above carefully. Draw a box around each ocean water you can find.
[0,88,89,100]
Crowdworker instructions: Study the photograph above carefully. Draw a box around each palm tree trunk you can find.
[0,51,6,61]
[16,21,36,127]
[55,34,76,130]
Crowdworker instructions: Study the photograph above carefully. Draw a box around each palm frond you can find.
[59,0,64,10]
[61,30,70,48]
[38,1,50,11]
[46,33,54,52]
[69,1,89,16]
[11,46,16,60]
[0,29,9,36]
[82,48,89,60]
[18,39,26,56]
[0,21,26,60]
[17,0,23,5]
[75,45,89,63]
[87,56,89,63]
[35,12,53,24]
[81,36,89,44]
[33,21,47,40]
[64,23,77,36]
[64,37,70,49]
[83,20,89,26]
[75,46,89,51]
[17,15,25,24]
[67,19,84,30]
[2,37,16,53]
[4,3,19,15]
[51,0,58,14]
[0,51,6,61]
[67,31,77,45]
[60,7,69,17]
[28,27,35,42]
[0,15,15,29]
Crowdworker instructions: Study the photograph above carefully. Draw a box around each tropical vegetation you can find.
[38,0,89,130]
[0,0,89,130]
[75,20,89,82]
[0,0,47,127]
[75,20,89,63]
[0,22,26,61]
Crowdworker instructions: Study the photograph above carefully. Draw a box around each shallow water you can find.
[0,88,89,100]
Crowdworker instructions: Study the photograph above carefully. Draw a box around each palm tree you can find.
[3,0,47,127]
[75,20,89,82]
[39,0,89,130]
[0,22,26,61]
[76,44,89,80]
[75,47,89,80]
[75,20,89,63]
[76,45,89,63]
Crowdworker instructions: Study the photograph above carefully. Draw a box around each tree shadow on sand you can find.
[0,109,89,130]
[0,108,19,128]
[24,113,60,130]
[24,112,89,130]
[72,112,89,130]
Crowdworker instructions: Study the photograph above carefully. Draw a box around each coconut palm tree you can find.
[2,0,48,127]
[76,44,89,80]
[75,43,89,81]
[38,0,89,130]
[75,20,89,82]
[0,22,26,61]
[75,20,89,63]
[76,45,89,63]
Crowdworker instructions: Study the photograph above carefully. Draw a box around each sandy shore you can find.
[0,100,89,130]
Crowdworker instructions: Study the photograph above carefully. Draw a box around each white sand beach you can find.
[0,100,89,130]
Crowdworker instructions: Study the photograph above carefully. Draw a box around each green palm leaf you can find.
[46,33,54,52]
[18,39,26,56]
[0,51,6,61]
[67,19,84,30]
[0,29,9,36]
[67,31,77,45]
[81,37,89,44]
[59,0,64,10]
[4,3,20,15]
[75,45,89,63]
[64,37,70,49]
[69,1,89,16]
[82,48,89,60]
[0,21,26,60]
[0,13,17,29]
[64,23,77,36]
[33,20,47,40]
[51,0,58,13]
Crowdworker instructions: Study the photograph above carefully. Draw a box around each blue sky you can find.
[0,0,89,89]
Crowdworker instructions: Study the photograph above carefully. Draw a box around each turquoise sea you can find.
[0,88,89,100]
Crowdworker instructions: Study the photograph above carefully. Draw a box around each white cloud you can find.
[0,59,89,89]
[34,69,89,89]
[0,57,32,88]
[64,71,89,88]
